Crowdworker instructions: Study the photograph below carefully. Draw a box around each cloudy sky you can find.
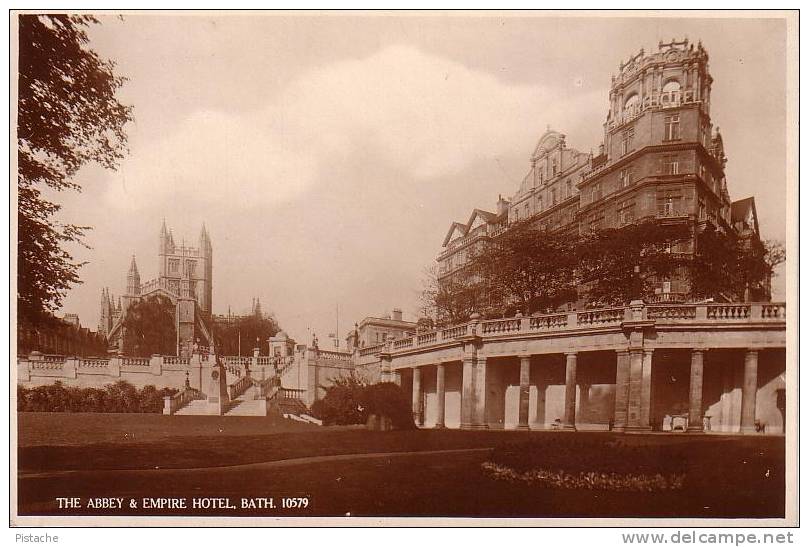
[49,13,788,347]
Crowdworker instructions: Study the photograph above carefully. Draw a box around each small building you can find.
[346,308,416,351]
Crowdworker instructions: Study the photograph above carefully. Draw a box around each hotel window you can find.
[619,167,635,188]
[617,201,635,226]
[662,155,679,175]
[664,114,680,141]
[698,197,707,221]
[537,196,543,211]
[621,128,634,156]
[566,179,573,199]
[552,158,559,176]
[551,188,558,205]
[524,203,530,218]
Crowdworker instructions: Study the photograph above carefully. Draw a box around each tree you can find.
[212,310,281,356]
[471,220,579,315]
[578,220,691,306]
[121,295,176,357]
[690,225,741,301]
[17,15,133,326]
[691,225,786,302]
[419,263,481,326]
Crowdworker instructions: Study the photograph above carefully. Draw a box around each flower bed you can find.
[481,461,685,492]
[482,435,782,494]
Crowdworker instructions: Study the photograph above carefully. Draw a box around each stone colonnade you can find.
[404,347,766,433]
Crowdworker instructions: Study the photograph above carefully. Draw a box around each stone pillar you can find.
[613,350,630,431]
[518,355,531,430]
[435,363,446,429]
[412,366,422,426]
[639,350,653,430]
[563,353,577,430]
[687,349,705,432]
[626,350,646,430]
[472,357,488,429]
[149,354,163,376]
[741,349,759,434]
[461,356,475,429]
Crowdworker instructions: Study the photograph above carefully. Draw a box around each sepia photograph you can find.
[10,9,797,529]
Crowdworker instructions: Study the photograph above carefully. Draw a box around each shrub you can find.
[310,375,415,429]
[363,382,416,430]
[17,381,178,413]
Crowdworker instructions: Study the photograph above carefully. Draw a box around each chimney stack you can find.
[392,308,403,322]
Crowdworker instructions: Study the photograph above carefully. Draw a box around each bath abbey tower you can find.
[98,220,214,356]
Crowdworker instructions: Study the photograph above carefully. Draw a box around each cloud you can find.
[103,45,604,212]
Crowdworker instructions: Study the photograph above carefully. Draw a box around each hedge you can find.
[17,381,179,413]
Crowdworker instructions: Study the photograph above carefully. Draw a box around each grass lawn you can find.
[16,412,785,519]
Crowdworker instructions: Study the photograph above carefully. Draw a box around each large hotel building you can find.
[438,39,761,307]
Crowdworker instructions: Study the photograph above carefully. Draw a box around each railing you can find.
[383,302,785,356]
[223,356,251,366]
[30,356,65,370]
[316,349,353,362]
[529,313,568,330]
[79,358,110,368]
[647,305,697,320]
[226,364,243,378]
[417,332,437,346]
[359,344,383,357]
[761,303,786,319]
[481,318,521,334]
[228,374,252,400]
[163,356,190,365]
[707,304,750,320]
[121,357,150,367]
[647,292,688,304]
[279,388,306,400]
[577,308,624,326]
[441,325,468,340]
[393,337,414,350]
[251,376,276,399]
[163,387,205,415]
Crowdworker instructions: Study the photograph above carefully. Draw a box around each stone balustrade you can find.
[227,374,252,400]
[383,302,786,357]
[163,388,205,415]
[440,325,469,340]
[359,344,383,357]
[316,349,353,362]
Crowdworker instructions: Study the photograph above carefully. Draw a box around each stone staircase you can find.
[223,386,268,416]
[174,399,218,416]
[167,373,314,419]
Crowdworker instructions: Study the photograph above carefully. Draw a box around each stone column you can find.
[563,353,577,430]
[460,356,475,429]
[687,349,705,432]
[626,349,645,430]
[518,355,531,430]
[435,363,446,429]
[639,349,654,430]
[472,357,488,429]
[741,349,759,434]
[412,366,422,426]
[613,350,630,432]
